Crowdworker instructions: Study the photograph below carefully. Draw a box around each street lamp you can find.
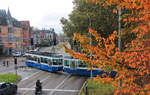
[118,9,121,52]
[118,8,122,87]
[80,12,93,78]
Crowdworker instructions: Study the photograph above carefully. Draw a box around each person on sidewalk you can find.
[6,60,9,67]
[3,60,5,66]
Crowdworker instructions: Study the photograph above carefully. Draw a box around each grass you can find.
[81,79,116,95]
[0,73,21,83]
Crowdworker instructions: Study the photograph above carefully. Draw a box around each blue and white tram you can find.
[63,57,106,77]
[25,53,63,72]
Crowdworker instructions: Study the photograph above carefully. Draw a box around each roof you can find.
[7,8,12,18]
[0,10,7,17]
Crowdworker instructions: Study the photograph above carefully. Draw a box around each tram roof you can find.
[64,57,79,60]
[25,52,63,58]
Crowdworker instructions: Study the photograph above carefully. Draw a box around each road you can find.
[0,57,87,95]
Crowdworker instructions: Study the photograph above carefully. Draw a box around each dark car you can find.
[0,82,17,95]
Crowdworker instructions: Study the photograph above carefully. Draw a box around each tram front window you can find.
[27,55,33,61]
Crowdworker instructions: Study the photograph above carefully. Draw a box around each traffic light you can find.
[14,58,17,64]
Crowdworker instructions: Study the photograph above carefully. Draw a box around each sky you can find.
[0,0,74,34]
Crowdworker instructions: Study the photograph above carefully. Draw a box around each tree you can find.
[63,0,150,94]
[60,0,119,44]
[61,0,136,50]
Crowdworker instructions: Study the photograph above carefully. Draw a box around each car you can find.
[33,48,39,52]
[0,82,17,95]
[12,52,22,57]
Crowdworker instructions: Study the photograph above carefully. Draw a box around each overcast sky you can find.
[0,0,74,34]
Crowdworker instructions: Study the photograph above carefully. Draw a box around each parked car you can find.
[34,48,39,52]
[12,52,22,57]
[0,82,17,95]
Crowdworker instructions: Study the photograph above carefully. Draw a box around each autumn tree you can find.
[63,0,150,94]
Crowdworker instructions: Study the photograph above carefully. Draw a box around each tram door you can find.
[48,59,52,66]
[70,60,76,69]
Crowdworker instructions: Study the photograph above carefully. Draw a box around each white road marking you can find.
[23,75,51,95]
[19,88,79,92]
[49,74,71,95]
[21,71,41,82]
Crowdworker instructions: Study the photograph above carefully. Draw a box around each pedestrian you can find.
[35,79,42,95]
[6,60,9,67]
[3,60,5,66]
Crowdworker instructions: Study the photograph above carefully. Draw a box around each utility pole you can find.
[118,8,122,87]
[118,9,121,52]
[86,13,93,79]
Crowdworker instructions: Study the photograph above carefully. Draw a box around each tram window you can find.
[33,56,37,61]
[58,59,62,65]
[78,62,87,67]
[43,58,48,64]
[27,56,30,60]
[53,59,58,65]
[40,57,44,63]
[64,60,69,66]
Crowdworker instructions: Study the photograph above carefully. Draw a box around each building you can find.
[31,28,58,48]
[0,8,30,55]
[20,21,31,50]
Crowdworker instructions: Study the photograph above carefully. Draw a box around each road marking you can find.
[49,74,71,95]
[21,71,41,82]
[19,88,79,92]
[23,75,51,94]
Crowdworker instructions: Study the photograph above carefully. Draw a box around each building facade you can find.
[0,9,30,55]
[31,28,58,48]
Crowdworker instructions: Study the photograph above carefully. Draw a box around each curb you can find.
[78,79,88,95]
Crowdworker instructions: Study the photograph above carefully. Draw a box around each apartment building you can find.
[0,9,30,55]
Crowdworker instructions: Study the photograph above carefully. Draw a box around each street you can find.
[0,57,87,95]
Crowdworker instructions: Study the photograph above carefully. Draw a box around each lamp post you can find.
[118,9,121,52]
[118,8,122,87]
[86,13,93,79]
[85,13,93,79]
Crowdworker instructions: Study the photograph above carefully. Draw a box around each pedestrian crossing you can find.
[18,88,79,92]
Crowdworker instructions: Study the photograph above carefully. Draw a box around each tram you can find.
[63,57,104,77]
[25,52,116,77]
[25,52,63,72]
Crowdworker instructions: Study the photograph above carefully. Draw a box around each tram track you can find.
[18,70,71,95]
[17,71,87,95]
[48,74,71,95]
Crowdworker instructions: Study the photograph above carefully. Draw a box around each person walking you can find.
[3,60,5,66]
[6,60,9,67]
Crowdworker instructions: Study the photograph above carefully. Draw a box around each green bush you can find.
[40,39,53,47]
[81,79,116,95]
[0,73,21,83]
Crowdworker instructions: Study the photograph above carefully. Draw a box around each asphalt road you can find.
[0,57,87,95]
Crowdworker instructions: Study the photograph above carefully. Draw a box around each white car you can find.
[12,52,21,57]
